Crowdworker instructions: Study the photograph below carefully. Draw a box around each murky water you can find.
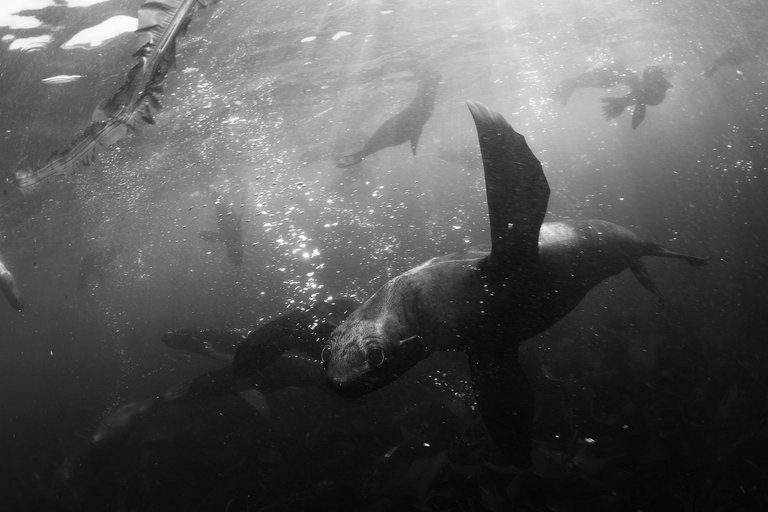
[1,0,767,510]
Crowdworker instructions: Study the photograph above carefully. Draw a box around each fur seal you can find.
[0,257,23,312]
[601,66,673,129]
[703,45,756,78]
[322,101,709,466]
[336,70,441,168]
[198,194,244,265]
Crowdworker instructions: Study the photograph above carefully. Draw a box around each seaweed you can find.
[15,0,221,190]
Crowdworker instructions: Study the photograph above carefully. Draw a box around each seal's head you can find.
[322,316,427,397]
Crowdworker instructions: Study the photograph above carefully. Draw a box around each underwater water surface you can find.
[1,0,767,510]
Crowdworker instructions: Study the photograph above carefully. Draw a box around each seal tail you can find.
[601,97,633,120]
[644,241,711,268]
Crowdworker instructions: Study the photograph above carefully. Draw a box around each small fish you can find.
[41,75,85,85]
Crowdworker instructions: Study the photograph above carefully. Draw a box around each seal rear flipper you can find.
[466,101,550,269]
[631,103,647,129]
[645,242,711,268]
[629,260,664,304]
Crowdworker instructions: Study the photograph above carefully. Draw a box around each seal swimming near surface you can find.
[0,256,23,312]
[323,101,709,467]
[336,70,441,168]
[198,193,244,265]
[601,66,673,129]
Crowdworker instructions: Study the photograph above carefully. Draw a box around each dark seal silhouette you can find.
[601,66,673,129]
[323,101,709,467]
[703,45,756,78]
[336,70,441,167]
[198,193,244,265]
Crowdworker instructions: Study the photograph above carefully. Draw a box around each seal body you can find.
[325,219,700,393]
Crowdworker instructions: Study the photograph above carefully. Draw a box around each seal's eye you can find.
[367,347,386,367]
[320,344,332,367]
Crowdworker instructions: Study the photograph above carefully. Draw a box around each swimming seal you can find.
[336,70,441,168]
[0,257,23,312]
[323,101,709,466]
[198,193,244,266]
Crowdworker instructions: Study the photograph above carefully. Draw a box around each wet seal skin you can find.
[0,256,23,312]
[324,101,709,467]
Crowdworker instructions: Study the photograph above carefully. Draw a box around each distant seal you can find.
[336,70,441,167]
[601,66,673,129]
[323,101,709,466]
[703,45,755,78]
[198,193,244,266]
[0,257,23,312]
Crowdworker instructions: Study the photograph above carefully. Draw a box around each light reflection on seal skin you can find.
[325,101,709,467]
[0,256,23,312]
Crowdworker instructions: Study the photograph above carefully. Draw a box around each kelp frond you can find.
[16,0,220,190]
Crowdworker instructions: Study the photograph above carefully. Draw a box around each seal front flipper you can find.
[631,103,647,129]
[601,97,631,120]
[466,101,550,269]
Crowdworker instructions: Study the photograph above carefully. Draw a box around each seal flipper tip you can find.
[466,101,550,270]
[629,260,664,304]
[631,103,647,129]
